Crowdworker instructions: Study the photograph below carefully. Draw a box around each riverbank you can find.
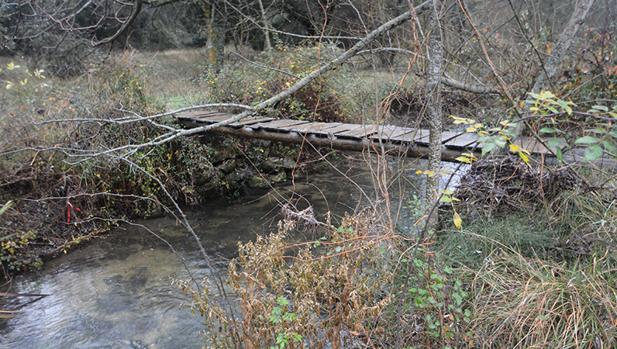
[1,48,338,278]
[0,157,409,347]
[0,130,317,278]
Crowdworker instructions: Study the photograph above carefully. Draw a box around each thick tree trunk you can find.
[532,0,595,92]
[204,2,224,74]
[424,0,444,227]
[257,0,272,51]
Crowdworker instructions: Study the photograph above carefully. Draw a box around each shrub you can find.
[85,57,159,116]
[186,212,398,348]
[386,251,472,348]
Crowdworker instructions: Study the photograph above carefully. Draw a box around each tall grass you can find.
[471,250,616,348]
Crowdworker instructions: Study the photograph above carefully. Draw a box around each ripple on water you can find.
[0,235,205,348]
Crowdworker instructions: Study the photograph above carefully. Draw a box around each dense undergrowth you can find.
[0,45,452,277]
[186,169,615,348]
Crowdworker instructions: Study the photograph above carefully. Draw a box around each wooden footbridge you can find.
[175,110,551,162]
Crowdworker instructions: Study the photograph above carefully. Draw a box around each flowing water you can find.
[0,158,462,348]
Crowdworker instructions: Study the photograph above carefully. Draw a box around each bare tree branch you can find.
[532,0,596,92]
[92,0,143,46]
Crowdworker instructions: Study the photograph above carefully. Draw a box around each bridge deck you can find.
[175,110,551,161]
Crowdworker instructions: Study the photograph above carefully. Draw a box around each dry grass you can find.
[548,189,617,254]
[470,250,616,348]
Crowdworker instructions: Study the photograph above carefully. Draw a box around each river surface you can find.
[0,158,462,349]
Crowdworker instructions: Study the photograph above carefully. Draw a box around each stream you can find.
[0,158,462,348]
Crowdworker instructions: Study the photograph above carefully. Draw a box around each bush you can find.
[186,211,398,348]
[185,194,615,348]
[205,45,348,122]
[85,57,160,116]
[386,251,472,347]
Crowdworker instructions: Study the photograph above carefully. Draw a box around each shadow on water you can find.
[0,157,464,348]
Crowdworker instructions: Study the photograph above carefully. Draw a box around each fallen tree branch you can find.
[442,73,500,94]
[357,47,500,94]
[36,103,254,126]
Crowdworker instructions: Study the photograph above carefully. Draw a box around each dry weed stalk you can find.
[188,211,400,348]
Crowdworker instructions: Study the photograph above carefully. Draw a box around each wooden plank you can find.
[321,123,363,135]
[387,130,465,146]
[444,132,479,149]
[515,137,557,155]
[278,122,327,132]
[195,113,236,123]
[337,125,380,138]
[192,111,230,118]
[177,110,221,119]
[391,129,430,144]
[176,111,225,122]
[437,131,459,144]
[255,119,309,130]
[369,126,416,141]
[294,122,345,135]
[279,122,343,135]
[231,116,275,127]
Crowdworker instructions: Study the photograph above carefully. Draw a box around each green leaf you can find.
[589,128,607,134]
[556,99,573,114]
[539,127,560,134]
[555,147,564,162]
[546,137,566,151]
[283,312,297,322]
[494,137,508,148]
[276,296,289,307]
[602,140,617,156]
[545,105,559,114]
[440,196,453,203]
[591,105,609,112]
[584,144,603,161]
[575,136,600,145]
[481,142,497,155]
